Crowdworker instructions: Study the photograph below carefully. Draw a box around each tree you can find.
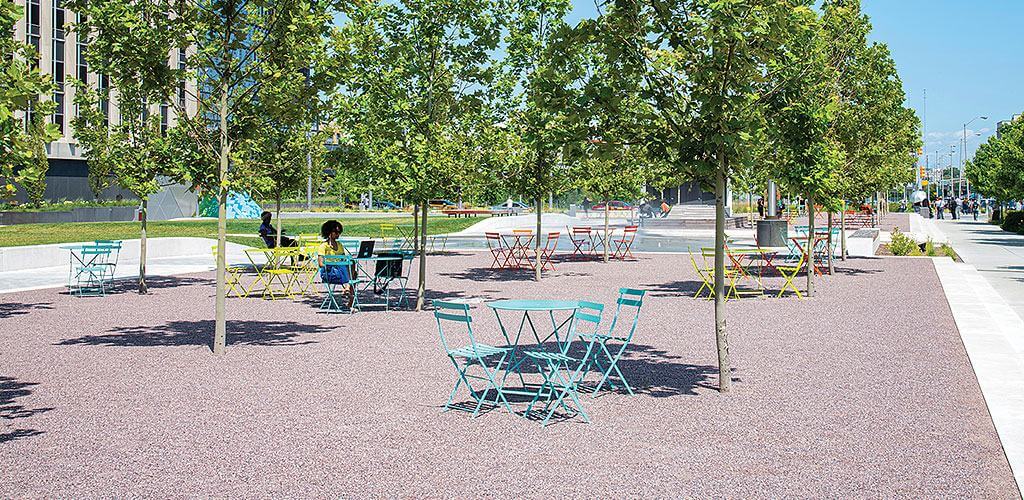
[168,0,340,353]
[0,1,58,204]
[765,5,843,297]
[590,0,808,392]
[821,0,920,259]
[572,140,650,262]
[496,0,578,280]
[69,0,191,294]
[967,118,1024,209]
[333,0,503,310]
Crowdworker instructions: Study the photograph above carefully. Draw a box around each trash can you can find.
[568,204,577,217]
[755,219,788,247]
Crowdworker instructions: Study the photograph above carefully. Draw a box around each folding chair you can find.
[518,300,602,425]
[93,240,122,285]
[211,245,250,298]
[434,301,512,417]
[776,252,806,299]
[72,246,114,297]
[691,249,740,300]
[319,254,361,312]
[578,288,645,395]
[379,223,397,240]
[567,226,592,258]
[532,232,560,271]
[611,225,638,260]
[485,232,510,269]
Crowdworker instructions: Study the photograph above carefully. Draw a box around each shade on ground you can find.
[0,252,1016,496]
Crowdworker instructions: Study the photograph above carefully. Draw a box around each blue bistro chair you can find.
[434,301,512,417]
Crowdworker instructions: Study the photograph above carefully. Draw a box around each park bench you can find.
[443,209,513,218]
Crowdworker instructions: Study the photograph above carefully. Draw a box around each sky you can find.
[568,0,1024,169]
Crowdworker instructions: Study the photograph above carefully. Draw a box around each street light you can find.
[962,115,988,197]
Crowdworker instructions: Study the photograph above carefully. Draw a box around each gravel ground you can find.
[0,252,1016,497]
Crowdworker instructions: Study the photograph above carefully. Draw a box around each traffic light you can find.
[919,166,926,178]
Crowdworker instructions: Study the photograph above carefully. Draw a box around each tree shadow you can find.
[59,275,215,297]
[0,301,53,319]
[972,238,1024,248]
[54,319,333,349]
[1,376,52,444]
[641,280,706,298]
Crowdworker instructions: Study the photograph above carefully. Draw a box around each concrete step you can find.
[643,216,746,229]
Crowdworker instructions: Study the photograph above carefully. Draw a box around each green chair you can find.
[93,240,122,285]
[319,254,361,313]
[579,288,646,395]
[433,301,512,417]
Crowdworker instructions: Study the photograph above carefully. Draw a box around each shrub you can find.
[942,245,957,259]
[923,239,936,256]
[889,228,920,256]
[1001,211,1024,233]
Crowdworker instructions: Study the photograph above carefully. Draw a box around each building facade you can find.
[10,0,196,203]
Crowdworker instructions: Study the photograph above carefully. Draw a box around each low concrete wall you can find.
[0,206,138,225]
[0,237,251,273]
[847,228,880,257]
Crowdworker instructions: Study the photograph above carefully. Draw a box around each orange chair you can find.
[612,226,638,260]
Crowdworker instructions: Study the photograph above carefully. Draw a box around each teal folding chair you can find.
[434,301,512,417]
[319,254,361,313]
[72,246,114,297]
[93,240,122,286]
[578,288,646,395]
[523,301,605,426]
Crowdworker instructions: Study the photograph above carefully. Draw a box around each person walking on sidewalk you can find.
[935,198,945,219]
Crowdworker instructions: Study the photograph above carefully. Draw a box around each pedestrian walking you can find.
[936,198,945,219]
[757,197,765,219]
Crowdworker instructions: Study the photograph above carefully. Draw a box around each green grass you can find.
[0,216,482,248]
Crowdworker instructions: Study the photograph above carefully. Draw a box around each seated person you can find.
[318,220,355,310]
[259,211,298,248]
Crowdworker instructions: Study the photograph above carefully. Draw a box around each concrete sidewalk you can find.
[937,218,1024,320]
[929,218,1024,490]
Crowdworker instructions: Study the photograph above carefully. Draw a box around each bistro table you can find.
[60,243,116,290]
[789,235,830,276]
[352,254,408,310]
[500,232,535,269]
[486,299,580,397]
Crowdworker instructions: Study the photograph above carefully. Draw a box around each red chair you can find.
[485,232,510,269]
[534,232,560,271]
[568,226,592,258]
[612,226,638,261]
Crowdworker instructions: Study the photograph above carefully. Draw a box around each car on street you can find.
[428,199,458,209]
[372,200,400,210]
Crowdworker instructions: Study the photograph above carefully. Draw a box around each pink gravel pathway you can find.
[0,253,1016,497]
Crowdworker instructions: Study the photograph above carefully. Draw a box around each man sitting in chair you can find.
[259,211,298,248]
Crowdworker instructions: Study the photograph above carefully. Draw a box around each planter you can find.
[0,206,138,225]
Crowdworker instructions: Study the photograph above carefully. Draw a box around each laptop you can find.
[357,240,375,259]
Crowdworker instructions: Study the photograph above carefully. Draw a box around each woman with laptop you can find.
[318,220,356,311]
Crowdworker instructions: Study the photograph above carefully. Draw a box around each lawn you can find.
[0,216,481,248]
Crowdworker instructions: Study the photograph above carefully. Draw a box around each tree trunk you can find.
[603,201,610,263]
[535,196,542,282]
[275,194,282,249]
[827,211,834,275]
[840,201,847,262]
[213,80,229,356]
[806,196,815,297]
[413,203,420,254]
[714,153,730,393]
[138,197,148,294]
[416,201,428,311]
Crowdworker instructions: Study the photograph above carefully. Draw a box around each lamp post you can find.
[962,116,988,198]
[948,145,956,199]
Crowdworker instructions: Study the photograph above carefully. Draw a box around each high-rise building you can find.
[10,0,196,202]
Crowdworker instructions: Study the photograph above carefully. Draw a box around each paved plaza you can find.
[0,251,1017,496]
